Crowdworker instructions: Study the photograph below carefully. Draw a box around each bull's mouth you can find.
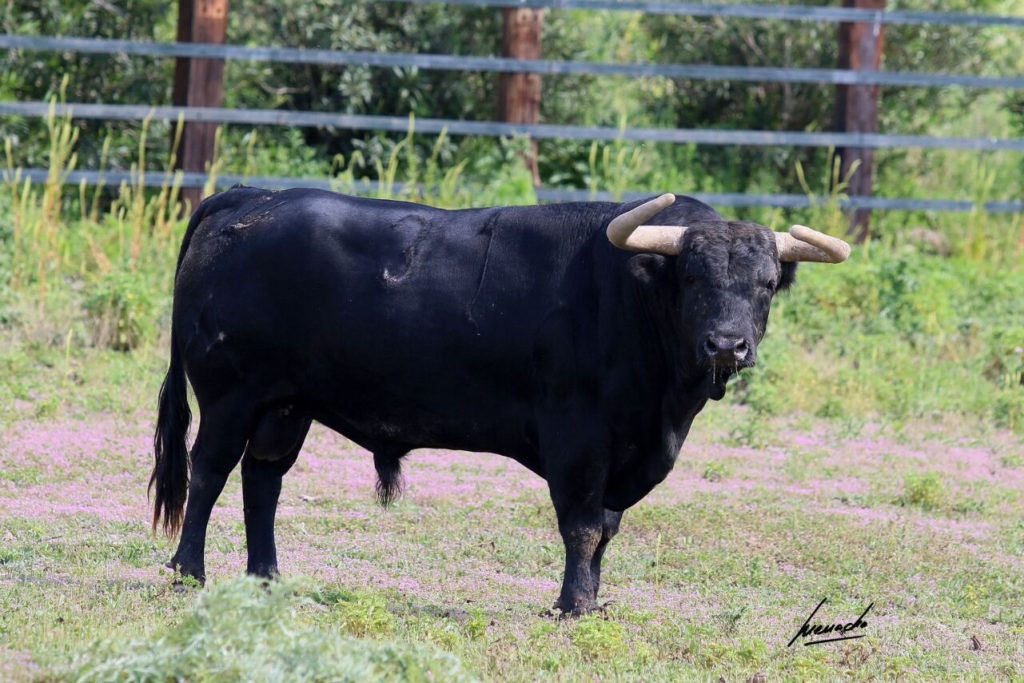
[702,361,754,401]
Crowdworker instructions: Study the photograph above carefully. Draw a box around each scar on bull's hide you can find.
[230,211,274,230]
[204,331,227,354]
[380,215,428,289]
[466,214,499,330]
[229,193,276,231]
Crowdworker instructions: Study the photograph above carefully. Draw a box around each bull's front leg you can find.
[544,425,611,616]
[552,504,605,615]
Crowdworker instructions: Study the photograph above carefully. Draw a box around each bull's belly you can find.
[308,392,544,476]
[309,403,544,479]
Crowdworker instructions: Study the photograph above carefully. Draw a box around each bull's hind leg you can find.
[169,394,254,583]
[590,509,623,600]
[242,410,312,578]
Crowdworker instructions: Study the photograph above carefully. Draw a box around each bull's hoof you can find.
[246,564,280,581]
[165,558,206,587]
[552,595,599,618]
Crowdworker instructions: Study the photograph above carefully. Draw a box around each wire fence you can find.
[4,101,1023,152]
[11,167,1023,214]
[376,0,1024,28]
[4,35,1024,90]
[2,1,1023,213]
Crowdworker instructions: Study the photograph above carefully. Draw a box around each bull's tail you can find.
[148,196,212,537]
[150,330,191,537]
[374,452,404,507]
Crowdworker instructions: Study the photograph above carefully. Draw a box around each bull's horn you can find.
[775,225,851,263]
[606,193,688,254]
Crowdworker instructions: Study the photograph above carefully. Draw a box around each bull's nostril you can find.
[705,335,750,363]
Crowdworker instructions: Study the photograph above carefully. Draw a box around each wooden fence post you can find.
[499,8,544,187]
[835,0,886,242]
[173,0,230,211]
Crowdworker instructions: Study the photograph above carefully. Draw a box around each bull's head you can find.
[607,193,850,400]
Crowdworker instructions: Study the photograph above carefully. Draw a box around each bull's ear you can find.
[628,253,671,289]
[778,262,798,291]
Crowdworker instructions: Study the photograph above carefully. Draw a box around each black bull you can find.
[151,187,819,614]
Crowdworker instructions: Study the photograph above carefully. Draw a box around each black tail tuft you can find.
[150,327,192,537]
[149,192,215,537]
[373,452,404,507]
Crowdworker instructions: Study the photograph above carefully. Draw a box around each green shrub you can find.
[724,416,776,449]
[901,472,946,511]
[61,577,474,683]
[732,248,1024,430]
[570,616,627,660]
[82,270,156,351]
[702,461,729,482]
[311,587,395,637]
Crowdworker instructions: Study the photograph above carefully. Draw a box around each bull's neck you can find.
[659,317,710,434]
[612,253,709,437]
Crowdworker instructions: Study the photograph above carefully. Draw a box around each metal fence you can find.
[376,1,1024,28]
[2,1,1022,213]
[5,35,1024,90]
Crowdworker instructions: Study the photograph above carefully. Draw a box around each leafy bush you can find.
[61,577,475,683]
[570,616,627,660]
[735,247,1024,431]
[83,270,156,351]
[310,586,395,637]
[1,0,174,171]
[901,472,946,511]
[702,461,730,482]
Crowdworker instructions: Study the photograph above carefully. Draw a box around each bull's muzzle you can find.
[703,335,750,366]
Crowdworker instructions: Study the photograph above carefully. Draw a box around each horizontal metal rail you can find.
[538,187,1024,213]
[7,167,350,192]
[2,34,1021,90]
[377,0,1024,29]
[7,167,1022,213]
[2,101,1022,152]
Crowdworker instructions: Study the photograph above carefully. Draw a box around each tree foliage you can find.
[2,0,1022,196]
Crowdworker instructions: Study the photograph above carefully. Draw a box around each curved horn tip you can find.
[790,224,852,263]
[606,192,687,255]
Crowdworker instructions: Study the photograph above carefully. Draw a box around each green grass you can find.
[54,578,473,683]
[0,388,1022,680]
